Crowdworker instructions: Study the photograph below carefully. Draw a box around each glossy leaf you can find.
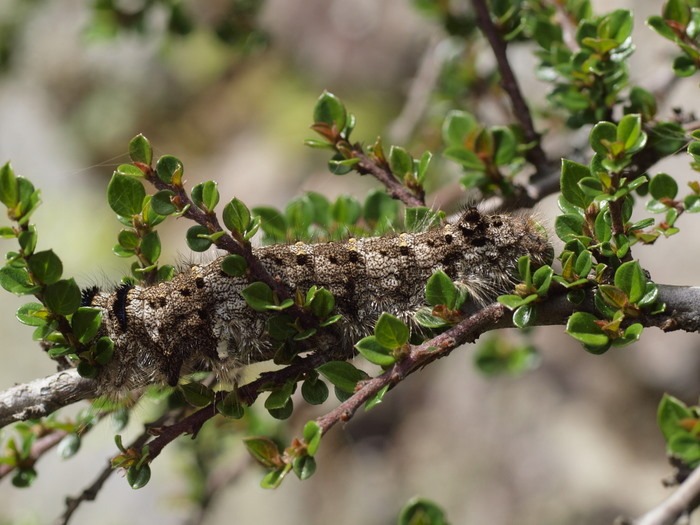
[241,282,275,312]
[128,134,153,166]
[425,270,457,308]
[374,313,409,349]
[71,307,102,345]
[355,336,396,366]
[614,261,647,303]
[107,174,146,218]
[27,250,62,285]
[317,361,368,393]
[44,278,82,316]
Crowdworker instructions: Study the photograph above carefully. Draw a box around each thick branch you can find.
[0,284,698,429]
[0,370,97,428]
[628,466,700,525]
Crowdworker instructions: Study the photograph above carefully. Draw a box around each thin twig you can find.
[0,430,67,480]
[470,0,549,177]
[316,303,506,434]
[353,150,426,207]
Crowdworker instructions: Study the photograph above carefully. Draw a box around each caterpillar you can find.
[85,207,551,393]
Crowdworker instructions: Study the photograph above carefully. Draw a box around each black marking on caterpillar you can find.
[81,285,100,307]
[112,283,133,331]
[86,207,551,393]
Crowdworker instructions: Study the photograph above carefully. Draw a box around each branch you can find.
[470,0,549,177]
[316,303,506,434]
[0,429,67,479]
[0,370,97,428]
[626,466,700,525]
[353,150,426,207]
[56,430,152,525]
[0,284,698,430]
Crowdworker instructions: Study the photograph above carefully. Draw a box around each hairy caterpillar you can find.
[85,207,551,392]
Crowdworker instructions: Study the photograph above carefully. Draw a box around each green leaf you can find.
[566,312,609,349]
[0,267,39,295]
[71,307,103,345]
[117,230,139,251]
[658,394,692,441]
[497,294,529,310]
[442,110,478,146]
[150,190,176,215]
[221,254,247,277]
[646,16,677,41]
[398,497,449,525]
[185,225,212,252]
[664,0,691,25]
[27,250,63,285]
[128,134,153,166]
[301,376,329,405]
[191,181,220,213]
[649,173,679,200]
[363,190,399,227]
[355,336,396,367]
[317,361,368,393]
[241,282,275,312]
[443,146,485,171]
[94,336,114,365]
[180,382,215,407]
[673,55,696,77]
[555,213,585,242]
[425,270,457,309]
[265,381,295,410]
[77,361,99,379]
[268,398,293,420]
[331,195,362,225]
[107,173,146,217]
[127,464,151,489]
[614,261,647,303]
[155,155,183,185]
[115,164,144,178]
[253,206,287,242]
[12,468,37,488]
[365,384,390,411]
[589,121,617,156]
[389,145,413,176]
[44,278,82,316]
[243,437,281,468]
[16,302,48,327]
[260,468,287,489]
[374,313,409,349]
[303,420,322,456]
[617,113,645,152]
[308,287,335,318]
[292,455,316,481]
[57,433,81,459]
[532,265,553,295]
[416,151,432,183]
[313,91,347,131]
[223,198,251,234]
[140,231,161,265]
[0,162,18,208]
[217,391,245,419]
[513,304,536,328]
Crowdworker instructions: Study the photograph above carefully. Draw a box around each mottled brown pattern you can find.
[89,208,551,392]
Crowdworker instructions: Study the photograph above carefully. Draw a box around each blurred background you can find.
[1,0,700,524]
